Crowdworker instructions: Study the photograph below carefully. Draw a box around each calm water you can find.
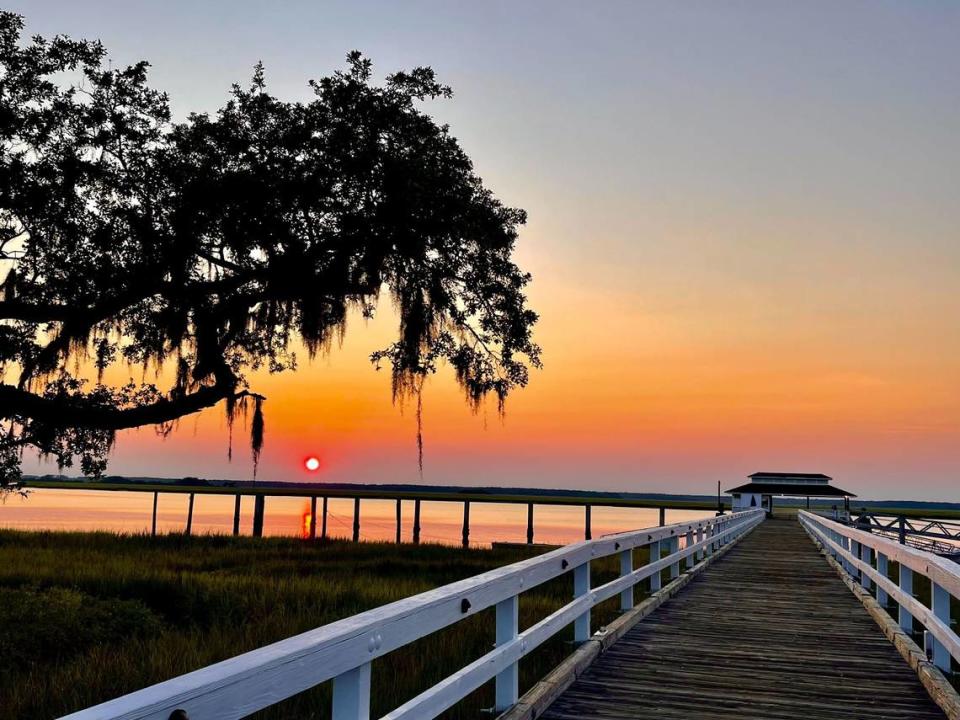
[0,488,712,547]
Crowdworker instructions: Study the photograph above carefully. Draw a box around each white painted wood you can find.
[685,531,695,570]
[619,549,634,611]
[932,582,952,672]
[860,542,872,591]
[494,595,519,711]
[649,539,662,591]
[800,511,960,668]
[900,564,914,632]
[332,663,371,720]
[696,527,705,561]
[573,561,591,642]
[61,510,762,720]
[669,536,680,579]
[876,552,889,607]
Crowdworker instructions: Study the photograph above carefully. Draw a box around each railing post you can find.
[494,595,519,711]
[649,540,662,591]
[669,535,680,579]
[859,543,872,591]
[696,527,705,561]
[574,561,591,642]
[931,582,952,672]
[332,663,371,720]
[876,552,888,606]
[620,548,634,610]
[899,564,914,633]
[685,530,695,569]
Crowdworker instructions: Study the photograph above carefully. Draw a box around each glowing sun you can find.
[304,456,321,472]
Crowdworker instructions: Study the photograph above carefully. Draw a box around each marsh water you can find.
[0,488,712,547]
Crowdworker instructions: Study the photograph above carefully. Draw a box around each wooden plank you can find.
[541,518,945,720]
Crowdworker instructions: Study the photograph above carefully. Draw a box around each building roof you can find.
[749,472,832,483]
[726,482,855,498]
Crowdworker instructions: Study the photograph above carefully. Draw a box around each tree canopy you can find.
[0,12,540,486]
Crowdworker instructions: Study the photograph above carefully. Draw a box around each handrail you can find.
[799,510,959,673]
[61,508,764,720]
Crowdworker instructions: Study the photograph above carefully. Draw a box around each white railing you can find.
[799,510,959,673]
[62,508,764,720]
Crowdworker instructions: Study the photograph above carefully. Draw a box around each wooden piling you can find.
[232,495,241,536]
[462,501,471,548]
[321,497,328,539]
[395,498,402,544]
[658,507,666,526]
[413,499,422,545]
[352,497,360,542]
[252,496,265,537]
[584,505,592,541]
[526,503,534,545]
[151,491,158,537]
[185,492,195,536]
[310,496,317,540]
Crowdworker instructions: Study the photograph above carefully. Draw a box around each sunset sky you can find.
[15,1,960,500]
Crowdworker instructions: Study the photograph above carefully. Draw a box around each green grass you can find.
[0,530,664,719]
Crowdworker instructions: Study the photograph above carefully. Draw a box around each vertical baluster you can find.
[620,548,634,610]
[931,582,952,672]
[685,530,695,570]
[494,595,519,711]
[669,535,680,579]
[574,561,591,642]
[332,663,371,720]
[899,564,914,632]
[860,543,872,591]
[876,552,888,607]
[649,540,662,591]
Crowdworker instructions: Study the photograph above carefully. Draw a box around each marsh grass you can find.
[0,530,661,718]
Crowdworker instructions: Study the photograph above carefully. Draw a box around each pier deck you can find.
[540,518,945,719]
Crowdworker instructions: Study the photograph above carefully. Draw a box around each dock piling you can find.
[584,505,592,540]
[352,498,360,542]
[150,491,158,537]
[310,496,317,540]
[185,493,195,536]
[252,496,265,537]
[462,501,471,547]
[526,503,534,545]
[321,497,328,539]
[232,495,241,536]
[413,499,421,544]
[395,499,402,544]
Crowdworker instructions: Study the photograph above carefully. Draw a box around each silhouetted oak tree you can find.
[0,12,540,485]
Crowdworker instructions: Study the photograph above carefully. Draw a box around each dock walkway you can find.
[541,517,945,719]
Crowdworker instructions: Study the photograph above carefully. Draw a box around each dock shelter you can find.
[727,471,855,516]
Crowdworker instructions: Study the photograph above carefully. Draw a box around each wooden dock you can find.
[540,517,946,719]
